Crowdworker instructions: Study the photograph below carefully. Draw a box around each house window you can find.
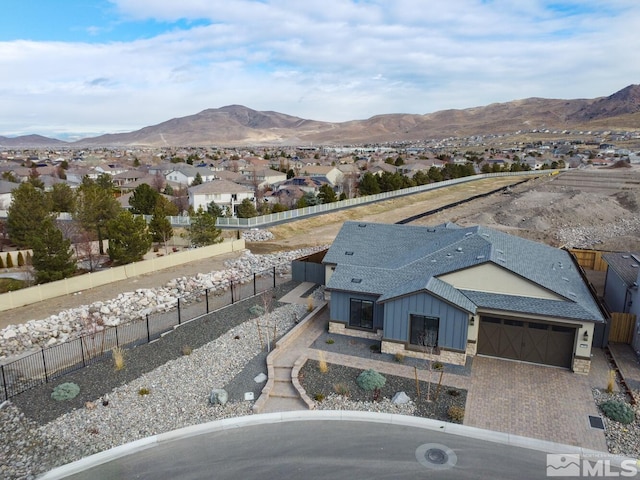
[349,299,374,329]
[410,315,439,348]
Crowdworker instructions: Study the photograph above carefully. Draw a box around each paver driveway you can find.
[464,353,609,451]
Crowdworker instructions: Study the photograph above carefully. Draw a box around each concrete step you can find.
[261,397,308,413]
[273,366,291,381]
[271,380,300,398]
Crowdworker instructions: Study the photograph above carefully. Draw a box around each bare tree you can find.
[151,171,166,192]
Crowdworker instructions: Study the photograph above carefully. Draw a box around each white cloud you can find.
[1,0,640,137]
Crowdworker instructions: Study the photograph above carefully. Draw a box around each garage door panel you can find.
[478,316,575,369]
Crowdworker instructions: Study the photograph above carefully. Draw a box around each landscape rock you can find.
[392,391,411,405]
[209,389,229,405]
[253,373,267,383]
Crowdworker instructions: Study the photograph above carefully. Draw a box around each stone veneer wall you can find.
[465,341,477,356]
[381,340,466,366]
[328,321,382,340]
[572,357,591,375]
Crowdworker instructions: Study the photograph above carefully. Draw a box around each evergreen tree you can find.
[74,178,121,255]
[149,206,173,248]
[129,183,160,215]
[6,253,13,268]
[206,201,224,218]
[31,218,76,283]
[6,182,53,248]
[237,198,258,218]
[191,172,203,186]
[318,184,337,204]
[17,252,24,267]
[106,210,152,265]
[187,207,223,247]
[49,183,76,213]
[357,172,381,196]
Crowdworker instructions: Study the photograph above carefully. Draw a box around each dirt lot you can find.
[4,167,640,327]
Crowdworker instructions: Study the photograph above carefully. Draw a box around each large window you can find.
[410,315,439,348]
[349,299,374,329]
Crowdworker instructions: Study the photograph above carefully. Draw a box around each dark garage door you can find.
[477,316,575,368]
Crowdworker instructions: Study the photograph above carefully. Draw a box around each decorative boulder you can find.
[254,373,267,383]
[209,388,229,405]
[392,391,411,405]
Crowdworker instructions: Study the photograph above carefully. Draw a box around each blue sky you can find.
[1,0,639,140]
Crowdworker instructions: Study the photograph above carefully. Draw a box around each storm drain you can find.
[415,443,458,470]
[589,415,605,430]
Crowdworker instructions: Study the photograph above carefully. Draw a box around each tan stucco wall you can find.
[438,263,565,300]
[0,239,245,312]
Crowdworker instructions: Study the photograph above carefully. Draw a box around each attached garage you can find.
[477,316,576,368]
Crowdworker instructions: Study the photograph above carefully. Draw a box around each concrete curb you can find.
[252,303,327,413]
[40,410,635,479]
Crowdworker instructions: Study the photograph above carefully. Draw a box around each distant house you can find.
[0,180,18,210]
[298,165,344,187]
[188,179,254,216]
[166,165,217,186]
[323,221,605,374]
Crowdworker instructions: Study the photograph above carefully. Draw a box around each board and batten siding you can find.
[382,292,469,351]
[603,267,629,313]
[329,291,384,330]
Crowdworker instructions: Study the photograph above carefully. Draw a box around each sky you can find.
[1,0,639,140]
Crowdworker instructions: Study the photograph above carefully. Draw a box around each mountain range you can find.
[2,85,640,148]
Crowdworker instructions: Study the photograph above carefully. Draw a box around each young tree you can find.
[106,210,152,265]
[31,217,77,284]
[206,201,224,218]
[74,179,121,255]
[318,184,337,204]
[129,183,160,215]
[187,207,223,247]
[191,172,203,186]
[149,205,173,253]
[237,198,258,218]
[6,182,53,248]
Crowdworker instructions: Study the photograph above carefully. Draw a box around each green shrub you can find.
[394,353,405,363]
[138,387,151,396]
[448,405,465,422]
[325,338,335,344]
[249,305,265,316]
[369,344,381,353]
[356,369,386,391]
[51,382,80,401]
[314,393,325,402]
[17,252,24,267]
[6,254,13,268]
[600,400,635,424]
[433,362,444,370]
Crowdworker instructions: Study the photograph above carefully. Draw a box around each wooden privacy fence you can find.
[609,312,636,344]
[568,248,608,271]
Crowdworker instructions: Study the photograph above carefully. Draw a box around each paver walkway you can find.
[261,283,612,451]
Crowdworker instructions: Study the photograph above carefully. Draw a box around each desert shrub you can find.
[181,344,193,355]
[0,255,4,268]
[606,370,616,394]
[138,387,151,396]
[6,253,13,268]
[433,362,444,370]
[394,353,405,363]
[600,400,635,424]
[356,369,386,391]
[448,405,465,422]
[333,383,350,397]
[325,338,335,344]
[318,352,328,373]
[249,305,265,316]
[51,382,80,401]
[17,252,24,267]
[111,347,125,370]
[447,389,461,397]
[307,296,314,312]
[369,344,381,353]
[314,393,325,402]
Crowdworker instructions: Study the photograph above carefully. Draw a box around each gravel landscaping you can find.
[299,360,467,423]
[592,388,640,458]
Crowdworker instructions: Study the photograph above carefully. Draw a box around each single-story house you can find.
[602,252,640,351]
[323,221,606,374]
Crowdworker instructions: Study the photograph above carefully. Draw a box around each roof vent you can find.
[446,253,452,258]
[465,232,473,236]
[358,224,367,228]
[427,228,436,232]
[562,277,569,282]
[482,233,490,238]
[633,264,639,268]
[498,257,506,263]
[622,255,630,259]
[568,291,576,297]
[351,278,362,283]
[345,251,354,256]
[496,249,504,254]
[456,247,463,252]
[476,255,485,260]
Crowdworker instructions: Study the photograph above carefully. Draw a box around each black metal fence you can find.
[0,264,289,401]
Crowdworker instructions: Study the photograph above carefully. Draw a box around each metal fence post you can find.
[115,325,120,347]
[41,349,49,383]
[178,297,182,325]
[231,280,234,304]
[205,289,209,313]
[273,266,276,288]
[253,273,256,296]
[146,314,150,343]
[80,338,86,367]
[1,365,8,400]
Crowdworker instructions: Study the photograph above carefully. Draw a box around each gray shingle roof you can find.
[603,252,640,286]
[325,221,605,323]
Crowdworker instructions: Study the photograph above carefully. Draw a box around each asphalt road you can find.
[59,420,553,480]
